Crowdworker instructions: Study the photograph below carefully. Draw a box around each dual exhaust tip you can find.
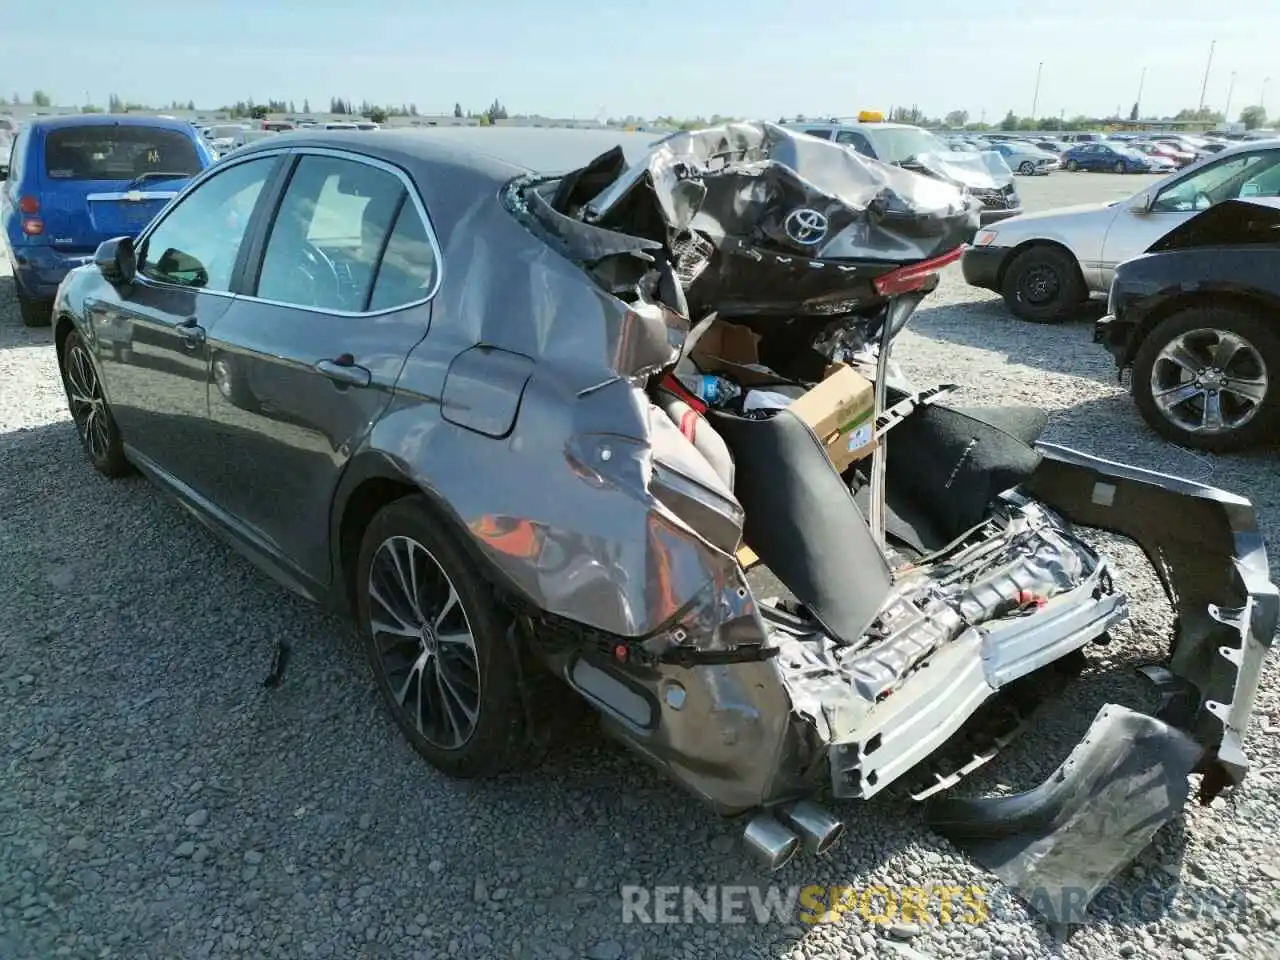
[743,800,845,871]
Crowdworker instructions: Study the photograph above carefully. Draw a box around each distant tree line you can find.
[2,89,1270,132]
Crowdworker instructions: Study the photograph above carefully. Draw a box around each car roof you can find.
[232,127,667,178]
[25,113,197,133]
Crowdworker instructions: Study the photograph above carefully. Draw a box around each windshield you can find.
[870,127,953,163]
[43,125,203,181]
[1153,151,1280,212]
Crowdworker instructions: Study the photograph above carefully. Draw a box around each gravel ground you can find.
[2,172,1279,960]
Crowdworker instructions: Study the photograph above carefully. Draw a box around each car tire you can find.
[17,288,52,328]
[1131,306,1280,453]
[356,495,528,779]
[60,330,130,477]
[1018,161,1035,176]
[1113,161,1126,174]
[1000,245,1087,324]
[1066,159,1080,172]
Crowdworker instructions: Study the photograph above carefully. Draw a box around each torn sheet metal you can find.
[1023,442,1278,790]
[537,121,983,321]
[924,704,1204,925]
[907,149,1013,192]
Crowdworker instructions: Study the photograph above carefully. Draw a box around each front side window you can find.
[256,155,406,312]
[43,125,203,181]
[139,157,275,290]
[1153,151,1280,212]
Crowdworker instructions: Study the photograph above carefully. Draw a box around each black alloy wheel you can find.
[61,331,130,476]
[356,496,527,777]
[1131,306,1280,452]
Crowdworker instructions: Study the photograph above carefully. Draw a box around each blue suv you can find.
[2,114,214,326]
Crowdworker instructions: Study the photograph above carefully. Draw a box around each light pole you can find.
[1198,39,1216,113]
[1031,62,1043,120]
[1225,70,1237,120]
[1135,66,1146,117]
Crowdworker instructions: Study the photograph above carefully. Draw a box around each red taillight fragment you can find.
[21,217,43,236]
[872,245,966,297]
[18,195,39,214]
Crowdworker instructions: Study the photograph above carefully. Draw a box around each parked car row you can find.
[10,122,1274,894]
[946,130,1239,176]
[198,119,381,159]
[2,117,1275,897]
[961,136,1280,451]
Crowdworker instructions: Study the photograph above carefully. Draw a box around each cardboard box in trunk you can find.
[787,364,877,473]
[691,319,877,472]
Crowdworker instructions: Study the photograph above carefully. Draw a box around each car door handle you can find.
[315,355,371,388]
[176,316,205,348]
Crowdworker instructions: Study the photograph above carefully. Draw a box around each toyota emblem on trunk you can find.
[784,208,828,245]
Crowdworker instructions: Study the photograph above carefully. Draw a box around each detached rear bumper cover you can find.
[925,442,1276,921]
[926,704,1204,925]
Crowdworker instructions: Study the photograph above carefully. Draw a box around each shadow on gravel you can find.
[0,415,1262,960]
[0,420,915,959]
[0,275,56,350]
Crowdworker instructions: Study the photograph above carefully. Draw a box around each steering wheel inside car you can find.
[293,241,344,308]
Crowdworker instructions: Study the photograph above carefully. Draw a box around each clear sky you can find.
[2,0,1276,122]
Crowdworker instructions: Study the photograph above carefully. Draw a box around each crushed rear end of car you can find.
[494,122,1275,919]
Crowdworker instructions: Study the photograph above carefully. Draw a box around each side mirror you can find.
[1130,191,1155,214]
[94,236,137,285]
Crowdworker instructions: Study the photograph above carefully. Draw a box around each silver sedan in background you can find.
[961,139,1280,322]
[987,140,1061,176]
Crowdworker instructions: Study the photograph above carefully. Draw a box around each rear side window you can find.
[43,125,202,181]
[802,129,833,140]
[9,129,27,182]
[367,201,439,311]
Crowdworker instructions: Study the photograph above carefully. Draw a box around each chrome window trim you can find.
[133,150,289,296]
[237,146,444,319]
[132,274,238,300]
